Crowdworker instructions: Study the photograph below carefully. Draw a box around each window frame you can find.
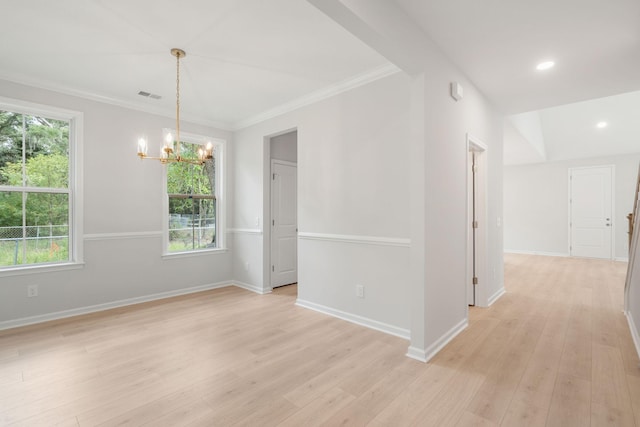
[0,96,84,277]
[161,129,226,258]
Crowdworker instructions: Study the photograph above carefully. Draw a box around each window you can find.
[0,99,82,271]
[164,130,224,254]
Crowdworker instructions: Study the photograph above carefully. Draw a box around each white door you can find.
[271,161,297,287]
[570,166,613,259]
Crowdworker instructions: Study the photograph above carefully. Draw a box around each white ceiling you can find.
[505,91,640,165]
[0,0,389,129]
[394,0,640,164]
[395,0,640,114]
[1,0,639,160]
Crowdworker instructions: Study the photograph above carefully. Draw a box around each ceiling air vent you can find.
[138,91,162,100]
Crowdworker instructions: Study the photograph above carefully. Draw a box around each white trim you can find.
[615,257,629,263]
[406,318,468,363]
[272,159,297,168]
[406,346,429,363]
[298,232,410,248]
[504,249,570,258]
[0,262,84,278]
[233,281,272,295]
[161,248,228,260]
[625,310,640,360]
[488,287,506,306]
[234,64,401,130]
[227,228,263,235]
[466,133,488,307]
[0,281,233,332]
[295,298,410,339]
[84,231,162,241]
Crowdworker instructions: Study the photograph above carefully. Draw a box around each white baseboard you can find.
[488,287,506,306]
[625,310,640,360]
[406,318,468,363]
[295,298,410,340]
[233,281,272,295]
[615,257,629,262]
[0,281,233,332]
[406,346,429,363]
[504,250,570,258]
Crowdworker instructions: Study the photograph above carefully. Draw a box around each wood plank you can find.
[0,256,637,426]
[591,342,636,426]
[546,373,591,427]
[278,388,355,427]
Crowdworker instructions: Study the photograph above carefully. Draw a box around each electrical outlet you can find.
[356,285,364,298]
[245,261,250,272]
[27,284,38,298]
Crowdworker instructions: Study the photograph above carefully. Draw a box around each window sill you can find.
[162,247,228,260]
[0,262,85,278]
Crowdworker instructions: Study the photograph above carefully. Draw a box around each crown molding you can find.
[0,62,400,133]
[0,71,234,131]
[232,63,401,130]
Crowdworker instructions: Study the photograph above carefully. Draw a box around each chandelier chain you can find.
[175,51,181,157]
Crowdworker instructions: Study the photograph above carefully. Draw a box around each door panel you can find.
[271,161,297,287]
[570,166,613,259]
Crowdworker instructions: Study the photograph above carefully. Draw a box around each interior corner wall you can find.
[504,153,640,260]
[232,72,413,334]
[0,79,233,327]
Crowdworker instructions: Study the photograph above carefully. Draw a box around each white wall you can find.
[504,154,640,260]
[418,59,504,354]
[304,0,504,360]
[232,72,413,335]
[231,65,504,351]
[0,79,233,327]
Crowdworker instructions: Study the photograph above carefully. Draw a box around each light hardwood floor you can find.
[1,254,639,426]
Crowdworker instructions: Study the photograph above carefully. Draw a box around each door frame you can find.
[262,127,298,293]
[567,165,615,260]
[466,134,489,307]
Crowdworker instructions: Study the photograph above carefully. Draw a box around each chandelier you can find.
[136,48,213,164]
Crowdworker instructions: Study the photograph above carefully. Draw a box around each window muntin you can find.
[0,108,75,269]
[164,135,223,254]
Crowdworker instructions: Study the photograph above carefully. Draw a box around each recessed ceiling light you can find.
[536,61,555,71]
[596,121,608,129]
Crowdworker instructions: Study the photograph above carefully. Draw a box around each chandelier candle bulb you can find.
[164,133,174,152]
[137,138,147,157]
